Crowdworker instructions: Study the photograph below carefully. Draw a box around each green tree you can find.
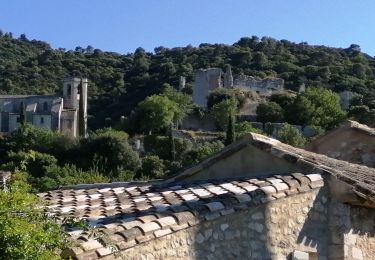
[287,87,346,130]
[161,85,193,126]
[182,141,224,167]
[134,95,179,132]
[80,131,141,175]
[256,102,284,123]
[0,172,67,258]
[235,121,263,139]
[138,155,166,179]
[225,114,235,145]
[210,98,238,130]
[277,123,306,147]
[19,102,26,126]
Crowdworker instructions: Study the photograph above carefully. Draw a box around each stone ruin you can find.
[192,65,284,107]
[234,75,284,96]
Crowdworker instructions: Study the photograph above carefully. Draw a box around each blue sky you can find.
[1,0,374,55]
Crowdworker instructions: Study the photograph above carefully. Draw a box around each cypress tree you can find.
[169,123,176,161]
[19,101,26,126]
[225,113,235,145]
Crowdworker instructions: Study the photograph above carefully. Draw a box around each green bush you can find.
[34,164,109,192]
[79,132,141,175]
[138,155,165,179]
[0,171,68,259]
[182,141,224,167]
[277,123,306,147]
[235,121,263,139]
[143,135,193,160]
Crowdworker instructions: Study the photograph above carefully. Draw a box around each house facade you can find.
[0,77,88,137]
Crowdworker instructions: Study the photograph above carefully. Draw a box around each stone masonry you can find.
[109,187,329,260]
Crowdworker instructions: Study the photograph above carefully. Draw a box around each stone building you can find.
[0,77,88,137]
[192,66,284,107]
[40,133,375,259]
[306,120,375,167]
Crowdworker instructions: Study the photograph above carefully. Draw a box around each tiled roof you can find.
[39,173,323,259]
[168,133,375,203]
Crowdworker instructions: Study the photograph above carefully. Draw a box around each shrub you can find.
[235,121,263,139]
[182,141,224,167]
[138,155,165,179]
[277,123,306,147]
[0,171,68,258]
[34,164,109,192]
[79,132,141,175]
[143,135,193,160]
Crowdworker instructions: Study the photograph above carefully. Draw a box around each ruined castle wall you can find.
[192,69,222,107]
[110,187,330,260]
[234,77,284,96]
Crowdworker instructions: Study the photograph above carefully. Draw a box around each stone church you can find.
[0,77,88,137]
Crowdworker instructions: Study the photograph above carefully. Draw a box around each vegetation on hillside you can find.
[1,31,374,129]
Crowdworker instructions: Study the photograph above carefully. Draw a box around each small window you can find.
[16,116,20,123]
[40,117,44,124]
[43,101,48,111]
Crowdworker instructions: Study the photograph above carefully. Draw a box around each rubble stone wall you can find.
[112,187,330,260]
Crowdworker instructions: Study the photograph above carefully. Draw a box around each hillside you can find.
[1,32,375,129]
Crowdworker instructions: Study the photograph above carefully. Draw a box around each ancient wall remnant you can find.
[192,68,223,107]
[234,75,284,96]
[192,67,284,107]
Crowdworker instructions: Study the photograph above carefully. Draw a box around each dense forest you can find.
[1,31,375,129]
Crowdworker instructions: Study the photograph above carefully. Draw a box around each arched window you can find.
[43,101,48,111]
[67,84,72,99]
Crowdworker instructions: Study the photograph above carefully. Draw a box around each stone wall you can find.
[192,68,223,107]
[234,76,284,96]
[306,128,375,168]
[111,187,329,260]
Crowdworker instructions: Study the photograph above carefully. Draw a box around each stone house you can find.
[39,133,375,259]
[0,77,88,137]
[306,120,375,168]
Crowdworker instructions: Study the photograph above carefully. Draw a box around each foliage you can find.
[4,150,57,178]
[256,101,284,123]
[348,105,375,127]
[34,164,109,192]
[161,85,193,125]
[182,141,224,167]
[286,87,346,130]
[134,95,179,132]
[235,121,263,139]
[0,33,375,129]
[79,132,141,175]
[225,114,235,145]
[0,171,67,259]
[210,98,238,130]
[143,135,193,160]
[264,122,274,136]
[138,155,166,179]
[269,93,296,108]
[277,123,307,147]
